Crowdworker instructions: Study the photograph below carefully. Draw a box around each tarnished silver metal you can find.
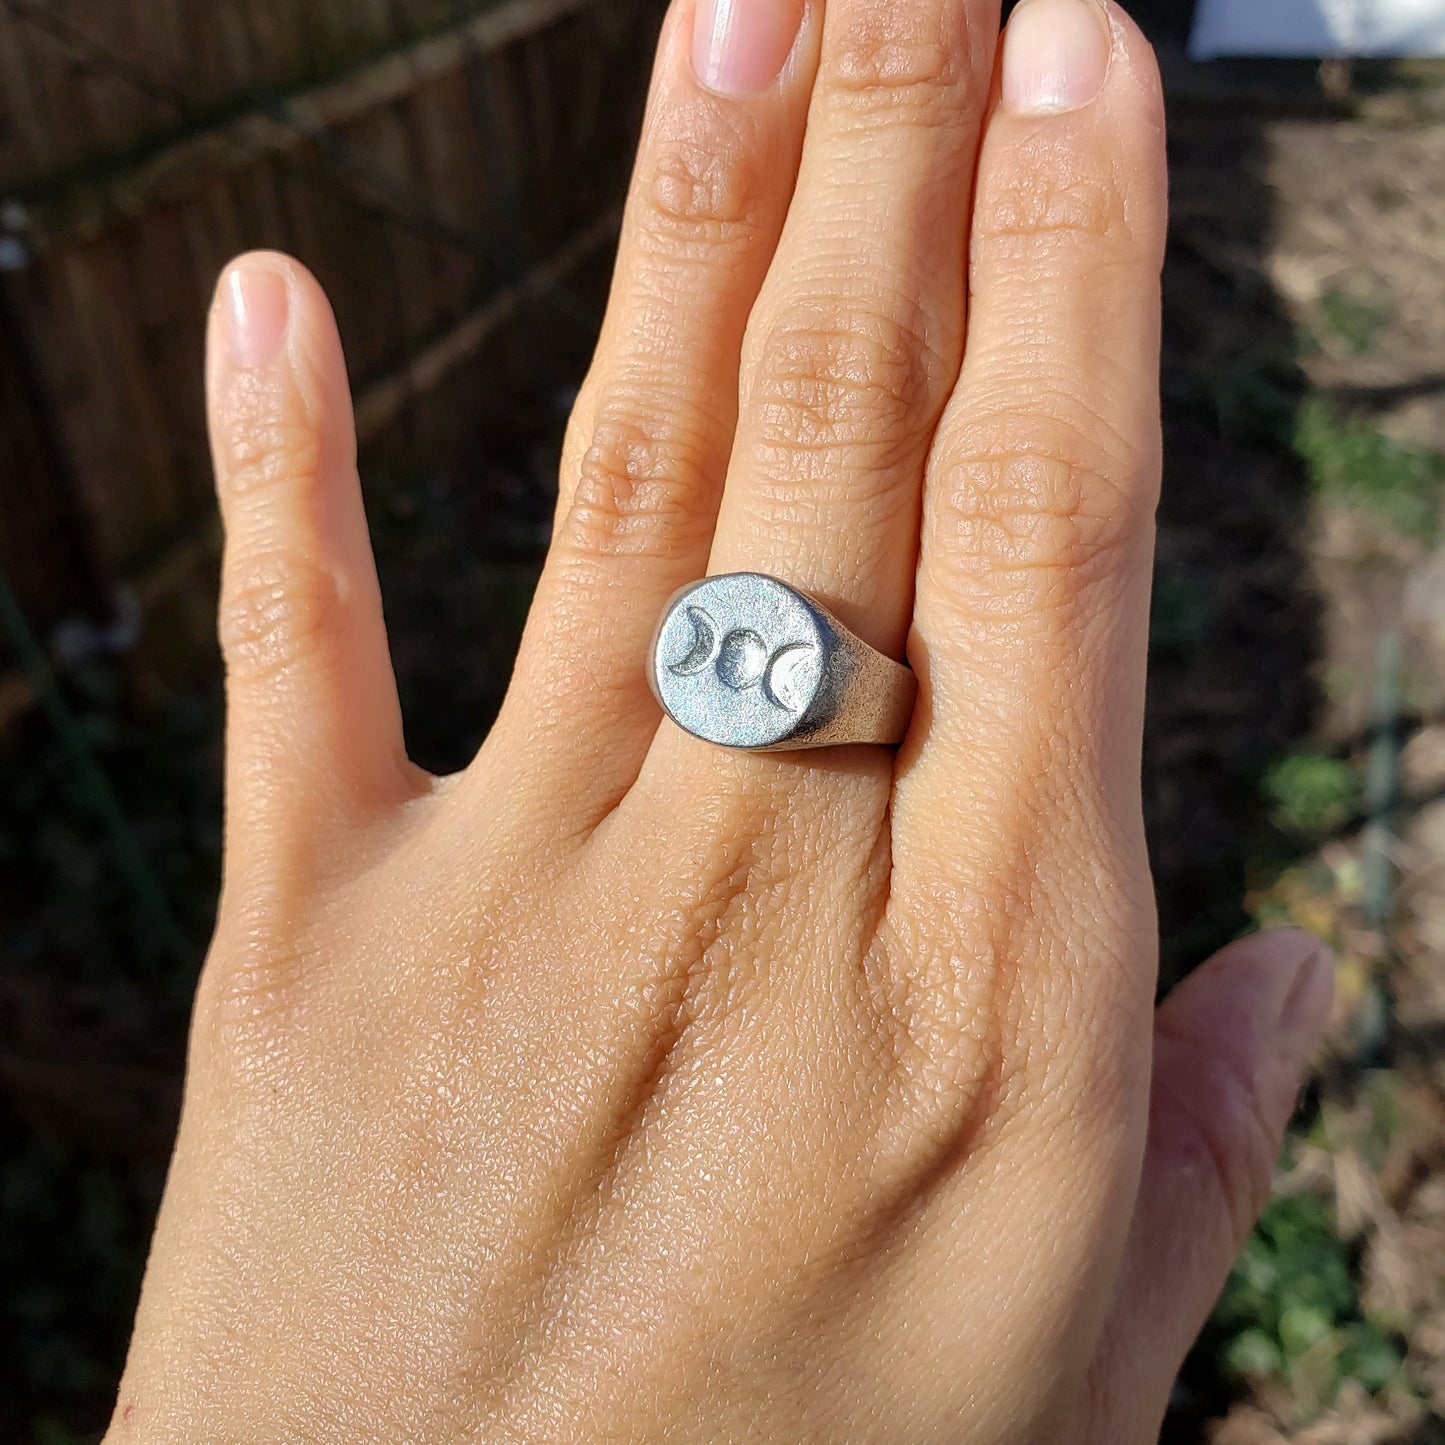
[649,573,916,752]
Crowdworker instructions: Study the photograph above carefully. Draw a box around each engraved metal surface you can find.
[649,573,916,751]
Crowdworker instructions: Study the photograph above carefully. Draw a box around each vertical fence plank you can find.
[45,246,148,567]
[215,0,263,102]
[72,0,170,156]
[138,0,192,112]
[304,0,394,72]
[355,0,402,56]
[0,279,85,637]
[131,199,210,522]
[271,148,325,279]
[275,143,399,386]
[239,0,312,92]
[333,105,429,454]
[520,32,564,246]
[360,101,447,345]
[235,152,295,256]
[470,42,531,273]
[389,0,459,42]
[3,17,98,180]
[558,13,610,217]
[173,0,248,113]
[0,13,52,183]
[403,73,482,315]
[90,228,188,536]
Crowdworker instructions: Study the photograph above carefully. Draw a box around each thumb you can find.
[1081,929,1335,1443]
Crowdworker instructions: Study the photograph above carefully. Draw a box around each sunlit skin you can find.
[107,0,1332,1440]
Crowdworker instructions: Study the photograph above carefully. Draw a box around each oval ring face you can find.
[651,575,829,749]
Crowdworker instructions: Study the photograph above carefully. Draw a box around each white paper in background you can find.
[1189,0,1445,59]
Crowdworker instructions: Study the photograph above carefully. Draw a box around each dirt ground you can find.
[3,16,1445,1445]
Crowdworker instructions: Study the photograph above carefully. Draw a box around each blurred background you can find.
[0,0,1442,1439]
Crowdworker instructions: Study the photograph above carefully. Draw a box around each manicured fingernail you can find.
[693,0,805,97]
[1002,0,1113,115]
[1275,935,1336,1062]
[224,262,290,369]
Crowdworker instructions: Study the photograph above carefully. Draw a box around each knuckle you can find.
[193,913,313,1085]
[219,549,346,685]
[932,407,1150,593]
[973,161,1135,255]
[214,379,324,500]
[196,948,298,1063]
[825,3,968,115]
[560,409,717,563]
[644,116,764,250]
[750,299,943,463]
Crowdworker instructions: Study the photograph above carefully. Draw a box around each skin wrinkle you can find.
[212,351,337,500]
[950,376,1151,480]
[973,167,1134,248]
[218,550,350,685]
[932,412,1155,596]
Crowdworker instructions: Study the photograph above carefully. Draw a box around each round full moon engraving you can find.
[650,574,831,750]
[716,629,767,691]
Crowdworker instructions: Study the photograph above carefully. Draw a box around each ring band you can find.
[648,573,916,751]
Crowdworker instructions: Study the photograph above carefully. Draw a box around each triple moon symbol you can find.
[668,605,817,713]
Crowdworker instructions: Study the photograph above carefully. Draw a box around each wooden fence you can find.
[0,0,667,718]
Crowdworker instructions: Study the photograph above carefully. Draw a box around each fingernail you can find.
[1275,935,1336,1062]
[693,0,806,97]
[1002,0,1113,115]
[224,262,290,369]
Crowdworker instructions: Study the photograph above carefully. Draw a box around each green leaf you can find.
[1262,753,1361,837]
[1225,1328,1285,1381]
[1279,1304,1335,1358]
[1294,396,1445,541]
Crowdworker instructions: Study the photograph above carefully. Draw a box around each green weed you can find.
[1208,1192,1405,1412]
[1315,284,1393,357]
[1263,752,1361,837]
[1294,396,1445,541]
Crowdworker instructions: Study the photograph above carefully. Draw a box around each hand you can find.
[108,0,1333,1440]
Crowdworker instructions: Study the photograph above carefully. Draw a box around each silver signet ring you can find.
[648,574,917,752]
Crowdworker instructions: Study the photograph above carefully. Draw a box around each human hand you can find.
[107,0,1334,1440]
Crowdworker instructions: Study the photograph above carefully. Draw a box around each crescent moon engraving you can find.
[668,605,720,676]
[764,642,817,713]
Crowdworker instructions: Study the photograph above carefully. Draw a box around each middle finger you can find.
[705,0,1001,663]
